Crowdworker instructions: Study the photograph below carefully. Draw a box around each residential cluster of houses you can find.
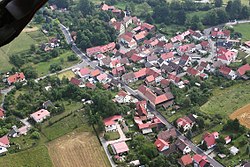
[40,37,61,52]
[0,107,51,155]
[70,67,112,89]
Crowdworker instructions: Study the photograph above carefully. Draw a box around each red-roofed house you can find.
[97,73,108,83]
[200,41,210,50]
[120,34,137,48]
[90,69,101,78]
[193,154,209,167]
[113,22,125,35]
[0,136,10,148]
[30,109,50,123]
[85,82,96,89]
[101,4,115,11]
[78,68,91,78]
[70,77,82,86]
[111,141,129,155]
[136,101,148,120]
[7,72,25,85]
[202,132,219,149]
[0,108,4,119]
[137,85,174,108]
[219,66,236,80]
[187,67,199,76]
[145,75,155,85]
[218,49,238,65]
[134,31,148,42]
[86,46,102,57]
[179,154,193,167]
[161,52,174,62]
[237,64,250,76]
[130,54,142,63]
[176,115,196,131]
[114,90,131,104]
[103,115,122,132]
[178,43,195,55]
[141,23,155,32]
[112,66,126,77]
[154,138,169,152]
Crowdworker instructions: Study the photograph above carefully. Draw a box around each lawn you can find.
[30,51,79,77]
[234,23,250,41]
[200,81,250,117]
[0,145,53,167]
[1,32,36,55]
[42,101,83,127]
[41,112,89,141]
[157,24,187,38]
[0,49,13,72]
[57,70,76,80]
[105,131,120,140]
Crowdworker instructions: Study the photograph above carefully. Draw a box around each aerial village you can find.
[1,2,250,167]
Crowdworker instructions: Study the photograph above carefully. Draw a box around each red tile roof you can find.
[179,154,193,166]
[219,66,231,75]
[154,138,169,151]
[187,67,199,76]
[90,69,101,77]
[70,77,81,86]
[0,108,4,118]
[237,64,250,76]
[134,68,147,78]
[146,75,155,83]
[141,23,155,31]
[0,136,9,147]
[30,109,50,122]
[112,142,129,154]
[161,52,174,60]
[80,68,91,76]
[85,82,96,89]
[103,115,122,126]
[138,85,174,105]
[130,54,142,62]
[193,154,203,163]
[136,101,147,116]
[203,132,216,148]
[7,72,25,84]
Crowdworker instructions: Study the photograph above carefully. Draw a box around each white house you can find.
[229,146,239,155]
[103,115,123,132]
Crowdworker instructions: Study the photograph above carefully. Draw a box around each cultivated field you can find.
[47,131,111,167]
[57,70,75,80]
[200,81,250,116]
[230,103,250,129]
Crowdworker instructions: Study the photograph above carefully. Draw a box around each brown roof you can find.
[157,128,177,141]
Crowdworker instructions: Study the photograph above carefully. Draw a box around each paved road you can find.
[59,23,225,167]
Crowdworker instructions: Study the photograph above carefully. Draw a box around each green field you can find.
[200,81,250,116]
[1,33,37,55]
[29,51,79,77]
[234,23,250,41]
[0,146,53,167]
[0,29,48,72]
[0,49,13,72]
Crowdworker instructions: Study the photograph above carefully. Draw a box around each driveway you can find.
[106,124,131,145]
